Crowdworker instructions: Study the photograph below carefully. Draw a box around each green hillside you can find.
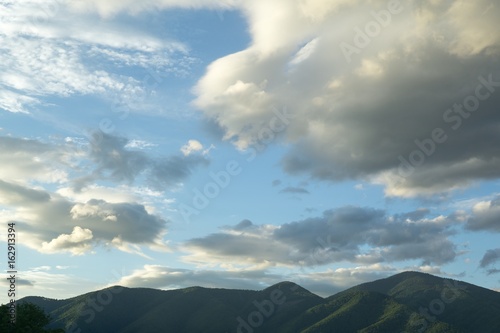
[14,271,500,333]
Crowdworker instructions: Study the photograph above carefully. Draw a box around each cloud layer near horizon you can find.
[183,206,460,267]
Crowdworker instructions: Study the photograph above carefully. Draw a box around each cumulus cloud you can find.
[466,196,500,232]
[183,206,459,267]
[0,180,169,255]
[181,140,204,156]
[183,0,500,197]
[41,226,94,255]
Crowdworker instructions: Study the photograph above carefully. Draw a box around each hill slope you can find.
[17,272,500,333]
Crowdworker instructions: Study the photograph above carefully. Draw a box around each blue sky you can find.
[1,0,500,303]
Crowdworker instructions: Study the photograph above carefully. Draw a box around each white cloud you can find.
[112,263,436,297]
[125,139,158,150]
[0,136,68,184]
[288,37,320,67]
[0,175,170,255]
[112,264,280,291]
[41,226,94,256]
[187,0,500,197]
[466,196,500,233]
[67,0,240,17]
[0,265,99,302]
[57,185,138,204]
[0,90,39,113]
[180,139,204,156]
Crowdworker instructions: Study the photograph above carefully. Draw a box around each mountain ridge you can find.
[15,271,500,333]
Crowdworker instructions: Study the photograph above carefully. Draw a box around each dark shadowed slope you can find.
[17,272,500,333]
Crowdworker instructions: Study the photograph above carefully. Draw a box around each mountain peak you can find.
[266,281,302,291]
[15,272,500,333]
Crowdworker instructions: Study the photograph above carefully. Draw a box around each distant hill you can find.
[16,271,500,333]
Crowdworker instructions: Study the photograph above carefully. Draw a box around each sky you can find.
[1,0,500,304]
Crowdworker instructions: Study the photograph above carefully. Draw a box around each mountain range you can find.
[19,271,500,333]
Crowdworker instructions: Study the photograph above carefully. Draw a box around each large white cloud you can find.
[190,0,500,197]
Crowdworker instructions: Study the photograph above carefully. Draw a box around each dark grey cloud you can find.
[79,133,209,190]
[272,179,282,187]
[0,134,208,192]
[149,154,209,189]
[480,249,500,268]
[17,279,35,287]
[1,278,34,287]
[185,206,458,267]
[88,134,149,182]
[0,179,51,204]
[231,219,254,231]
[281,51,500,196]
[486,269,500,275]
[279,186,310,194]
[394,208,431,222]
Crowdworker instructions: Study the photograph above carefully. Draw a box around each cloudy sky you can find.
[1,0,500,303]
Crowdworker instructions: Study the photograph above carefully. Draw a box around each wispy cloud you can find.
[0,0,191,113]
[280,186,310,195]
